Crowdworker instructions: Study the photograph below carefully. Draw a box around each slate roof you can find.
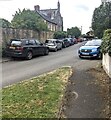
[35,8,62,26]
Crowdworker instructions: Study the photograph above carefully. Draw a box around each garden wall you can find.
[2,28,54,48]
[102,53,111,78]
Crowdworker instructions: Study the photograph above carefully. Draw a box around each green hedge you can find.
[101,29,111,56]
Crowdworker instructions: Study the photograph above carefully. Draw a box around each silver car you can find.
[45,39,62,51]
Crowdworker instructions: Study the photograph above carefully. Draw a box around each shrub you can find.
[53,31,67,39]
[101,29,111,56]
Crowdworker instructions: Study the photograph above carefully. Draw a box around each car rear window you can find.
[45,40,50,43]
[10,40,22,46]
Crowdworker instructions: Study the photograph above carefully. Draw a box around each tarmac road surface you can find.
[2,42,101,88]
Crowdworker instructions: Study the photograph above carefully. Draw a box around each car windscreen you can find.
[45,40,53,43]
[85,40,102,46]
[46,40,56,46]
[10,40,22,46]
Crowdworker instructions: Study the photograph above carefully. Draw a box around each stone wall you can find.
[2,28,54,48]
[102,53,111,78]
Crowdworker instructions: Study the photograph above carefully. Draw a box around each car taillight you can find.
[16,47,23,51]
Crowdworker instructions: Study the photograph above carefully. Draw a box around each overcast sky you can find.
[0,0,101,34]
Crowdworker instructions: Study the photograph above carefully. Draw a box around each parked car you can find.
[66,38,74,45]
[45,39,62,51]
[78,39,102,59]
[77,38,83,42]
[73,38,78,44]
[58,38,70,48]
[5,39,49,60]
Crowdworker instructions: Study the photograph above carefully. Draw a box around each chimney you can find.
[34,5,40,11]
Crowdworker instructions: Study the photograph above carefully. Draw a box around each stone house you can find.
[34,1,63,32]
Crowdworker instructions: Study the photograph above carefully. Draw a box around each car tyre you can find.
[54,47,57,52]
[64,45,66,48]
[60,47,62,50]
[26,51,33,60]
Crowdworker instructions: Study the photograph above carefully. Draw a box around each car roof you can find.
[91,39,102,41]
[10,39,40,41]
[10,39,28,41]
[46,39,57,41]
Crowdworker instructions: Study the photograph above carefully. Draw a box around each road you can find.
[2,42,101,87]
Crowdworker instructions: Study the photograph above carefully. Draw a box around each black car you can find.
[58,38,70,48]
[6,39,49,60]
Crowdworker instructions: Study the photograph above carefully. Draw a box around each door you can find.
[35,40,44,55]
[56,40,62,49]
[28,39,40,55]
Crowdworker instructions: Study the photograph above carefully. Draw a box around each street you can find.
[1,0,110,118]
[2,42,101,87]
[2,42,107,118]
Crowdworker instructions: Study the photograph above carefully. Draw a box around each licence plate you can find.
[83,53,89,55]
[9,46,15,49]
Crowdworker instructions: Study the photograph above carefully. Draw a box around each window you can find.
[11,40,22,46]
[29,40,36,45]
[25,40,29,45]
[35,40,41,45]
[45,40,53,43]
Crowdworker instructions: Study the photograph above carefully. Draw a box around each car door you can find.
[35,40,44,55]
[28,39,39,56]
[56,40,62,49]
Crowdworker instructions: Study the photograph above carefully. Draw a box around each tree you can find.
[53,31,67,39]
[101,29,111,56]
[67,27,81,38]
[11,9,48,32]
[0,18,11,28]
[92,2,111,38]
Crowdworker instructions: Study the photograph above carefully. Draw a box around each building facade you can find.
[34,1,63,32]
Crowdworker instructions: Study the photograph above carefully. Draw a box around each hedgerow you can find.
[101,29,111,56]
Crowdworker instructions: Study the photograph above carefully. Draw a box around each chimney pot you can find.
[34,5,40,11]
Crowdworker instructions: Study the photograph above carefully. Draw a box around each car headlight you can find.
[92,48,97,52]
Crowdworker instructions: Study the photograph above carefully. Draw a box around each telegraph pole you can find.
[79,26,82,35]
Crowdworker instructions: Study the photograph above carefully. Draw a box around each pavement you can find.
[0,57,11,63]
[60,66,110,118]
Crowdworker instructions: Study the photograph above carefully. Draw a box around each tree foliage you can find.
[11,9,48,32]
[101,29,111,56]
[53,31,67,39]
[92,2,111,38]
[67,27,81,38]
[0,18,11,28]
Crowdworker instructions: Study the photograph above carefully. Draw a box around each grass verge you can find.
[1,67,72,118]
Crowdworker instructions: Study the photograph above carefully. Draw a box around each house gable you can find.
[34,1,63,31]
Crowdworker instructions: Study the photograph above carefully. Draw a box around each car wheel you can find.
[54,47,57,52]
[45,48,49,55]
[26,51,33,60]
[60,47,62,50]
[64,45,66,48]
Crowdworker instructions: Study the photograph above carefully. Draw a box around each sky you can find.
[0,0,101,34]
